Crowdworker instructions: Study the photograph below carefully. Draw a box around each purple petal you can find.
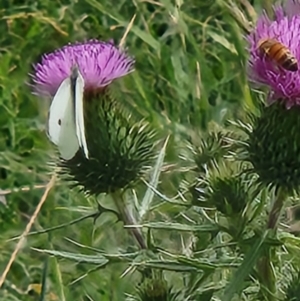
[32,39,135,96]
[285,0,300,18]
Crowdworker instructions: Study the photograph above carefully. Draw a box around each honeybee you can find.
[258,38,298,72]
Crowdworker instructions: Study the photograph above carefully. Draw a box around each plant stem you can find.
[111,190,147,249]
[258,188,286,301]
[267,189,285,230]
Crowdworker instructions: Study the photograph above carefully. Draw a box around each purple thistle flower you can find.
[32,39,135,96]
[247,0,300,108]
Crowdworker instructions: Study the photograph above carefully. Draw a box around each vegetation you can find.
[1,0,299,301]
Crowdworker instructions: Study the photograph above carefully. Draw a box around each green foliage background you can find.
[2,0,295,301]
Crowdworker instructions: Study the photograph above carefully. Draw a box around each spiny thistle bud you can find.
[32,40,157,195]
[284,270,300,301]
[137,278,178,301]
[245,102,300,192]
[192,163,251,217]
[61,93,156,194]
[189,125,236,173]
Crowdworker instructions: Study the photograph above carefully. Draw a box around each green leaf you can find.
[126,222,219,232]
[176,256,240,270]
[32,248,109,265]
[139,136,169,220]
[132,259,199,272]
[207,30,237,54]
[223,230,269,301]
[84,0,160,50]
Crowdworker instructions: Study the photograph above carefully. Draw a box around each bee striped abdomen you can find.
[258,38,298,72]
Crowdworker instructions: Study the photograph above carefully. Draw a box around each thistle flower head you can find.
[33,39,135,96]
[247,0,300,107]
[32,40,156,195]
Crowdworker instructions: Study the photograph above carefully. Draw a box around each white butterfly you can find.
[47,65,89,160]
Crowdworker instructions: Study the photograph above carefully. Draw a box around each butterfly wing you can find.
[72,66,89,159]
[48,76,79,160]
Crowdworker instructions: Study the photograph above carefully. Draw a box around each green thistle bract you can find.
[60,90,156,195]
[246,102,300,191]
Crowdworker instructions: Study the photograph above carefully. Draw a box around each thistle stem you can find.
[267,189,285,230]
[111,190,147,249]
[258,188,286,301]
